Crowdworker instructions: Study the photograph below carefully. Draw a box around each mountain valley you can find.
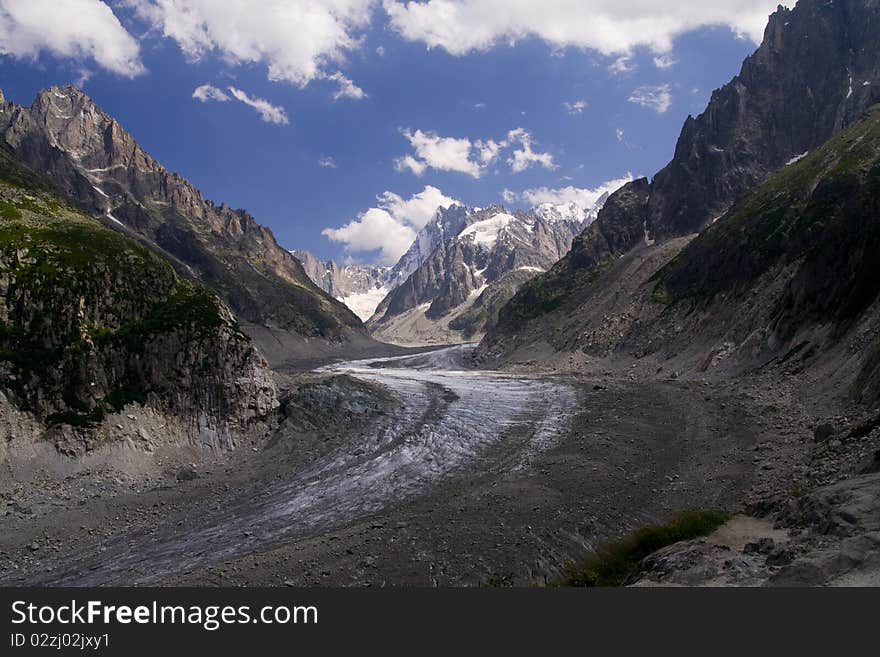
[1,0,880,590]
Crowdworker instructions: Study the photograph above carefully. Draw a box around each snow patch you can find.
[518,266,545,273]
[534,202,587,225]
[459,213,517,250]
[106,212,123,226]
[92,186,109,199]
[787,151,809,166]
[643,221,655,246]
[469,284,489,298]
[338,286,390,322]
[87,165,124,173]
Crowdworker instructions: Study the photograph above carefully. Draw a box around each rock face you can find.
[0,85,364,344]
[369,200,602,345]
[387,204,473,287]
[0,146,276,449]
[291,249,391,321]
[490,0,880,344]
[649,105,880,402]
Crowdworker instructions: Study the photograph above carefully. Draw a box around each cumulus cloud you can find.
[125,0,372,92]
[383,1,780,56]
[228,87,289,124]
[629,84,673,113]
[323,208,417,266]
[506,128,556,173]
[563,100,587,115]
[0,0,143,76]
[322,186,459,264]
[395,129,482,178]
[507,174,635,208]
[192,83,230,102]
[318,156,338,169]
[376,186,459,231]
[395,127,555,178]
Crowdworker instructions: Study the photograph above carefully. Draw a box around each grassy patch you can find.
[558,510,729,587]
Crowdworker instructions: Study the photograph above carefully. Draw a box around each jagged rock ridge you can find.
[491,0,880,342]
[0,85,364,345]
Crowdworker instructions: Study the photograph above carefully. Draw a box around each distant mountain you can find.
[293,203,474,324]
[291,249,391,321]
[482,0,880,362]
[0,85,365,363]
[387,204,473,287]
[368,198,605,345]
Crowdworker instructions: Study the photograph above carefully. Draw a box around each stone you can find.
[813,424,835,443]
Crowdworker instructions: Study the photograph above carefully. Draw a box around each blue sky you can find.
[0,1,782,264]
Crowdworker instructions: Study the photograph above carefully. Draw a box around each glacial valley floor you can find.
[0,347,872,587]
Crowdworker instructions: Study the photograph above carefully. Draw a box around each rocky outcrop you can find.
[0,147,276,452]
[488,0,880,348]
[0,85,364,344]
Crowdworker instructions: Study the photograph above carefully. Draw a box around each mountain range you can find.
[295,198,607,345]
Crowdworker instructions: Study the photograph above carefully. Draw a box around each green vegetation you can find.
[557,510,729,587]
[0,157,248,428]
[655,104,880,309]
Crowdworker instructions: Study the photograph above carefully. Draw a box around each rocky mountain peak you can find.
[489,0,880,341]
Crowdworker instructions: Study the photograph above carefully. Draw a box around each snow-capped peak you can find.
[534,201,587,224]
[459,212,518,250]
[533,192,610,228]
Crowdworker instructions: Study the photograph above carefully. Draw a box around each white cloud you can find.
[227,87,289,124]
[475,138,501,165]
[318,156,337,168]
[192,83,230,102]
[653,53,677,69]
[377,186,459,231]
[384,1,780,56]
[563,100,587,115]
[629,84,672,113]
[615,128,626,142]
[395,127,555,178]
[323,208,417,266]
[126,0,372,93]
[395,129,482,178]
[322,186,459,264]
[609,55,636,74]
[394,154,429,177]
[509,174,635,208]
[0,0,143,76]
[506,128,556,173]
[327,71,367,100]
